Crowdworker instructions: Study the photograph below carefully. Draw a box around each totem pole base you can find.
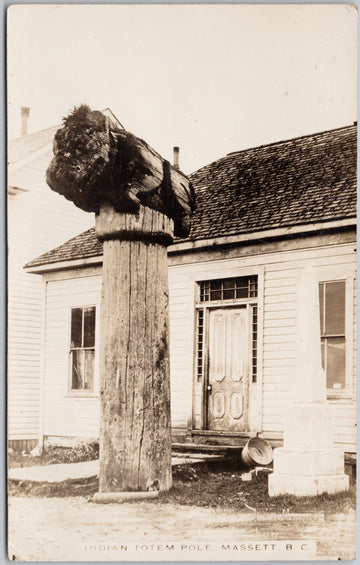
[95,204,174,495]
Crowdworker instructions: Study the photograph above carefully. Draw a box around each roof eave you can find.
[24,254,103,274]
[24,217,357,275]
[169,217,357,254]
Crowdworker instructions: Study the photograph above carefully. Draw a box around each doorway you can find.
[206,307,249,432]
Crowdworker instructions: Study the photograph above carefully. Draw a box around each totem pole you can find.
[46,106,195,500]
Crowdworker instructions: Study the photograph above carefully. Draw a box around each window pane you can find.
[319,283,324,335]
[84,307,96,347]
[210,280,222,301]
[324,281,345,335]
[223,289,235,299]
[321,339,325,371]
[203,282,210,301]
[71,350,84,389]
[84,350,95,390]
[249,277,258,297]
[223,279,235,299]
[235,278,249,299]
[71,308,83,348]
[326,337,346,390]
[235,286,248,299]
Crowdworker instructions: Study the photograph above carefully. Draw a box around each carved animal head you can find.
[46,106,112,212]
[46,105,195,237]
[46,105,154,213]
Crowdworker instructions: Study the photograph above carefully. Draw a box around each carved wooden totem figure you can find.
[47,105,195,495]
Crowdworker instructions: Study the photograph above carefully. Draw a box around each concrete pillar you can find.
[268,266,349,497]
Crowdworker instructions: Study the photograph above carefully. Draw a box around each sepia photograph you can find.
[7,3,357,561]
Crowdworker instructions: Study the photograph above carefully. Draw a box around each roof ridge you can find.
[9,123,61,144]
[226,123,356,158]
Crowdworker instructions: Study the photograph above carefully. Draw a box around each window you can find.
[196,309,204,382]
[251,304,258,383]
[319,281,346,392]
[199,276,258,302]
[69,306,96,391]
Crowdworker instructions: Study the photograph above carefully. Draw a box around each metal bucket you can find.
[241,437,273,468]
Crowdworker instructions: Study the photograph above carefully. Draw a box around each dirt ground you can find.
[8,495,356,561]
[8,461,356,561]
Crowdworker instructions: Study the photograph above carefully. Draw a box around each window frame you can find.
[316,271,354,400]
[67,304,97,396]
[199,275,258,303]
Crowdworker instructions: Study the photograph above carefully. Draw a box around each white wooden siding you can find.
[8,180,93,441]
[261,244,356,449]
[168,276,195,429]
[167,241,356,451]
[43,275,101,439]
[40,238,356,452]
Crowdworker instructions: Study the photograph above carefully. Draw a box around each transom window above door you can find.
[199,275,258,302]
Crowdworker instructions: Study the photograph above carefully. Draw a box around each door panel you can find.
[212,392,226,418]
[230,392,243,419]
[229,311,245,381]
[211,312,226,382]
[207,308,248,432]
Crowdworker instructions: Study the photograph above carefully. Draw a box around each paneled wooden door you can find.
[207,307,249,432]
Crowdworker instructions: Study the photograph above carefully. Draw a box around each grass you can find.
[8,442,99,469]
[8,476,98,498]
[8,459,356,514]
[157,460,356,513]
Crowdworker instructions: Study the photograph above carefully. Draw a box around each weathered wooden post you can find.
[46,106,195,499]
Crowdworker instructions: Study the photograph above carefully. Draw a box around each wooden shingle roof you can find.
[8,125,60,165]
[25,124,357,269]
[190,124,356,240]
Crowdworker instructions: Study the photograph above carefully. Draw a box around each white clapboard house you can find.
[24,124,357,456]
[8,108,123,451]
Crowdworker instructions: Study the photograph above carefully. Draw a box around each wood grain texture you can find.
[97,206,172,492]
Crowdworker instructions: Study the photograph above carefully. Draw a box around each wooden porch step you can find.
[171,452,226,462]
[171,442,243,456]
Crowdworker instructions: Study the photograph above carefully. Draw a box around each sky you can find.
[7,4,357,174]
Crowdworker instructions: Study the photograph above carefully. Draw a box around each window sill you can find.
[327,392,353,401]
[64,393,99,399]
